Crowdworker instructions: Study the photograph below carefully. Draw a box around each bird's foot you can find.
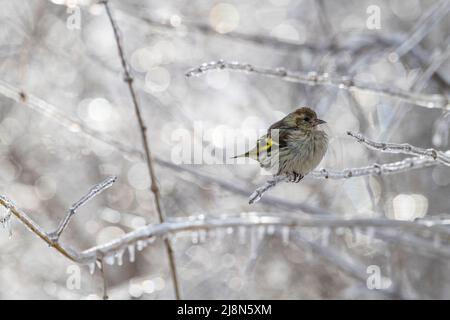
[287,172,303,183]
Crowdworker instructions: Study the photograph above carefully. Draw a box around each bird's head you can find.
[286,107,326,130]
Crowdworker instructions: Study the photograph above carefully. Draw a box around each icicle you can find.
[226,227,234,235]
[191,231,199,244]
[353,227,362,246]
[128,244,136,263]
[88,262,96,275]
[147,236,156,244]
[433,233,441,248]
[199,229,207,243]
[321,227,330,247]
[115,248,125,266]
[281,226,290,245]
[365,227,375,245]
[238,226,247,244]
[266,225,275,235]
[105,254,115,266]
[257,225,266,240]
[215,228,225,245]
[250,228,258,259]
[335,227,345,236]
[137,240,145,251]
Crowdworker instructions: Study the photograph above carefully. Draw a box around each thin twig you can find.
[49,176,117,242]
[101,0,181,300]
[348,131,450,166]
[249,155,438,204]
[185,60,450,110]
[248,176,288,204]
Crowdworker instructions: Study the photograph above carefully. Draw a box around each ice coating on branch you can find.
[115,248,125,266]
[0,196,13,238]
[186,60,450,110]
[88,262,96,275]
[70,176,117,212]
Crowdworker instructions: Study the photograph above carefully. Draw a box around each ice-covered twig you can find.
[250,155,438,204]
[49,176,117,242]
[0,195,79,261]
[186,60,450,110]
[71,213,450,262]
[311,157,437,179]
[101,0,181,300]
[390,0,450,59]
[248,176,288,204]
[4,190,450,266]
[348,131,450,166]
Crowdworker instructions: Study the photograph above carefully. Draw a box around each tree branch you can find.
[185,60,449,110]
[4,194,450,264]
[49,176,117,242]
[348,131,450,166]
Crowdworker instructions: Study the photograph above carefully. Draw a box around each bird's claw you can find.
[288,172,303,183]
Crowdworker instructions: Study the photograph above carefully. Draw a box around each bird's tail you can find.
[230,151,250,159]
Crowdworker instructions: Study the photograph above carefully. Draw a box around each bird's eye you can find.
[304,117,310,122]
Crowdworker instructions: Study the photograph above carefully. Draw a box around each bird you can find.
[232,107,328,182]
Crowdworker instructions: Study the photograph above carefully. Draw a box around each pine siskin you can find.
[233,107,328,182]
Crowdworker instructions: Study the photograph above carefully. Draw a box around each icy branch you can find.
[348,131,450,166]
[49,176,117,242]
[4,194,450,264]
[185,60,450,110]
[249,176,288,204]
[250,155,438,204]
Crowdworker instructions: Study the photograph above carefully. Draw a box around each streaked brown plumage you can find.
[233,107,328,182]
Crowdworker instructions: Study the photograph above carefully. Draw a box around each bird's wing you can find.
[267,121,297,149]
[233,120,296,158]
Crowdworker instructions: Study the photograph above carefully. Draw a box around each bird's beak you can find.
[313,119,326,126]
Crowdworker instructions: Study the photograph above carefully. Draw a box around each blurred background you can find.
[0,0,450,299]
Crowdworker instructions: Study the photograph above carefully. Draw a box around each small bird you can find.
[233,107,328,182]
